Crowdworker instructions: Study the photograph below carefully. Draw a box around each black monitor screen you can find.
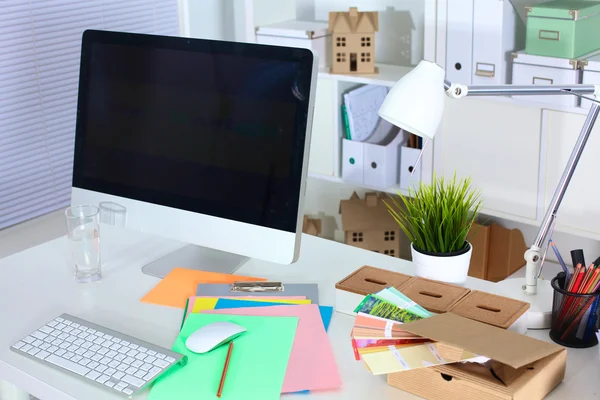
[73,30,314,233]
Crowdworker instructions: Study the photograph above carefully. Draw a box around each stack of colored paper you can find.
[146,279,340,400]
[351,287,481,375]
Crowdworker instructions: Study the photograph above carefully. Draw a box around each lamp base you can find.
[495,278,554,330]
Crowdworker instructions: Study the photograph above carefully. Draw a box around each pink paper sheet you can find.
[203,304,341,393]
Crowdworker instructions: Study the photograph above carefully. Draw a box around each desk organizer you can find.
[451,290,530,334]
[335,265,413,315]
[399,278,471,314]
[335,265,530,332]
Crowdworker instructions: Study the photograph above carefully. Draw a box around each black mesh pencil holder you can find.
[550,276,600,348]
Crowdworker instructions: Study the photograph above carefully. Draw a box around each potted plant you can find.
[385,174,483,284]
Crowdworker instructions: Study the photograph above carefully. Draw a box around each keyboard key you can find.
[86,370,101,380]
[131,360,143,368]
[121,341,130,346]
[55,349,66,357]
[43,336,54,343]
[115,354,126,362]
[105,380,116,388]
[135,353,146,361]
[65,336,76,343]
[126,366,138,375]
[47,354,90,376]
[75,348,86,356]
[95,364,108,373]
[71,355,83,363]
[83,351,95,359]
[63,320,72,326]
[12,341,25,350]
[123,388,134,395]
[106,351,118,358]
[56,317,64,323]
[117,364,128,372]
[118,347,129,354]
[137,346,147,353]
[101,340,112,348]
[79,325,88,331]
[22,336,35,344]
[153,359,170,369]
[21,344,33,353]
[39,325,54,334]
[111,337,121,344]
[32,340,44,347]
[100,357,112,365]
[108,360,120,368]
[164,356,175,363]
[114,382,128,391]
[95,332,104,338]
[146,350,156,356]
[55,324,66,330]
[63,352,75,360]
[97,347,109,355]
[96,374,110,384]
[71,323,80,328]
[104,335,113,340]
[31,331,48,341]
[91,354,103,362]
[71,331,82,338]
[149,366,162,375]
[58,333,68,340]
[123,357,135,365]
[47,320,58,327]
[78,332,89,339]
[52,339,63,346]
[35,350,50,360]
[89,344,101,352]
[109,343,121,351]
[113,371,125,380]
[122,374,145,387]
[104,368,117,376]
[155,353,165,359]
[144,356,156,364]
[87,361,99,369]
[47,346,59,353]
[27,347,40,356]
[128,344,139,350]
[134,370,146,379]
[67,345,78,352]
[59,343,70,350]
[63,326,74,333]
[93,337,105,345]
[39,343,50,350]
[127,349,139,357]
[50,331,60,337]
[140,363,152,372]
[87,329,96,334]
[78,358,91,366]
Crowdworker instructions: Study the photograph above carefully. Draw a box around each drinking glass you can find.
[65,205,102,283]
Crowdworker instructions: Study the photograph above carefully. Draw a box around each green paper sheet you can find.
[148,314,298,400]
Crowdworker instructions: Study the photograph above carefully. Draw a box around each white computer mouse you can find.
[185,322,246,354]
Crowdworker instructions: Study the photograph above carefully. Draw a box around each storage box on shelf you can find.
[255,20,331,68]
[525,0,600,59]
[511,51,580,107]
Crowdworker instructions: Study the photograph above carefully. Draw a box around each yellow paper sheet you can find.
[192,297,311,312]
[140,267,266,308]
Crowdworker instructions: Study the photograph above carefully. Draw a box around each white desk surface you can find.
[0,228,598,399]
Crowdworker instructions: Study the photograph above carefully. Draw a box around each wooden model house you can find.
[339,192,400,257]
[302,215,322,237]
[328,7,378,74]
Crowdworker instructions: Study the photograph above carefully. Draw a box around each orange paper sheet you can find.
[140,267,266,308]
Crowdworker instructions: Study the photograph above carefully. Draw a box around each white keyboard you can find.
[11,313,187,397]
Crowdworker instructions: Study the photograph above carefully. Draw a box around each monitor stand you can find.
[141,244,249,279]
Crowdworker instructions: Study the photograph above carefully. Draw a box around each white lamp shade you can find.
[378,60,446,140]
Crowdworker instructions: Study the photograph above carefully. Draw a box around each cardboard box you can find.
[467,223,528,282]
[399,278,471,314]
[335,265,414,315]
[451,291,530,334]
[388,313,567,400]
[339,192,401,258]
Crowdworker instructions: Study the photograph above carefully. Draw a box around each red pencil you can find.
[217,341,234,398]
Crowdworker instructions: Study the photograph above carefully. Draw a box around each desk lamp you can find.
[379,60,600,329]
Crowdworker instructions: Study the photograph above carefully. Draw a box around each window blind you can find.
[0,0,179,229]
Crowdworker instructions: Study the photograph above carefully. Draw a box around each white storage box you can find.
[342,133,403,188]
[512,51,580,107]
[399,146,421,191]
[256,20,331,68]
[581,52,600,109]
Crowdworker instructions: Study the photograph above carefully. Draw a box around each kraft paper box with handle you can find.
[388,313,566,400]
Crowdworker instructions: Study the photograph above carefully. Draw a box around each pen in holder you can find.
[550,275,600,348]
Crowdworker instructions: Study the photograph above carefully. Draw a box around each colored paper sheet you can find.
[204,305,341,393]
[375,288,432,319]
[148,314,297,400]
[358,343,479,375]
[140,267,266,308]
[354,295,423,324]
[185,296,305,320]
[214,298,334,331]
[194,297,310,313]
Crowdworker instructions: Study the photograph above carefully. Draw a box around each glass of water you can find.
[65,205,102,283]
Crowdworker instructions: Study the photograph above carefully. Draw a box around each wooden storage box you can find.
[450,290,530,334]
[399,278,470,314]
[525,0,600,59]
[335,265,413,315]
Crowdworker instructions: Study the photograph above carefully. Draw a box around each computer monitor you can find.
[71,30,318,277]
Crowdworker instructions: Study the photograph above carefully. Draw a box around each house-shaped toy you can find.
[328,7,378,74]
[339,192,400,257]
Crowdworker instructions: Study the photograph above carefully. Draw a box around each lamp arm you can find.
[443,79,599,99]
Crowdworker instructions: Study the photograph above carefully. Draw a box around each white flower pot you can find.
[411,242,472,284]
